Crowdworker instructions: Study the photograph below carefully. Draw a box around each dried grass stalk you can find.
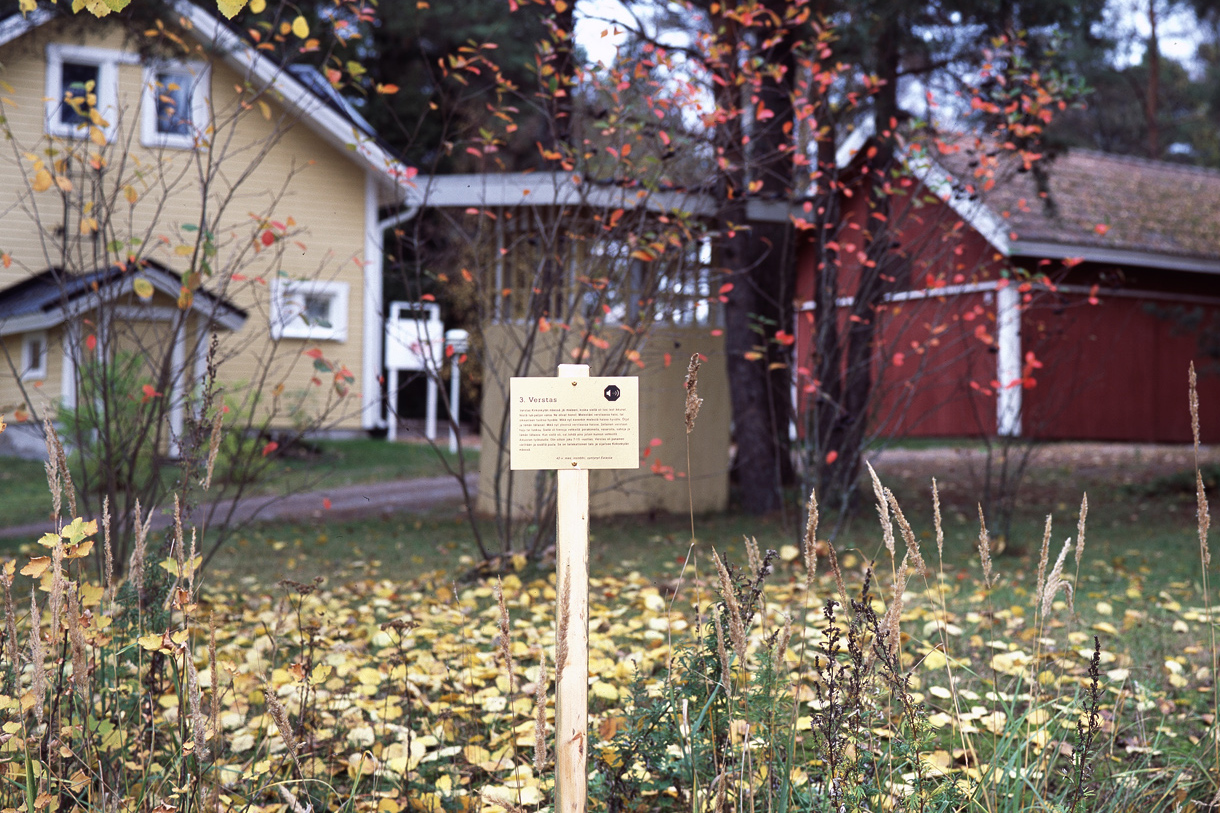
[556,567,571,679]
[1191,363,1211,568]
[1040,537,1075,617]
[714,608,731,696]
[102,497,114,602]
[495,578,516,693]
[187,646,210,762]
[129,499,151,597]
[802,488,819,589]
[825,541,849,614]
[976,505,994,589]
[265,684,301,773]
[1035,514,1052,604]
[877,551,911,659]
[744,536,761,580]
[932,479,944,562]
[1,565,17,672]
[867,463,895,558]
[49,541,65,638]
[203,407,224,491]
[1074,494,1089,567]
[66,590,88,699]
[684,353,703,434]
[886,489,926,576]
[42,416,61,522]
[29,590,46,722]
[209,614,220,749]
[47,421,76,519]
[533,648,548,772]
[775,614,793,668]
[712,550,748,663]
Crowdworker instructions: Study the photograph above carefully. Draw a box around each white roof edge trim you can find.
[412,171,718,217]
[169,1,415,202]
[1010,240,1220,275]
[0,7,54,49]
[906,152,1012,257]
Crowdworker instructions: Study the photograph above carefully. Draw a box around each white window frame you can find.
[140,60,211,149]
[21,331,47,381]
[271,280,349,342]
[44,44,138,141]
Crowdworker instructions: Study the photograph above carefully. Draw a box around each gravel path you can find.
[0,472,478,541]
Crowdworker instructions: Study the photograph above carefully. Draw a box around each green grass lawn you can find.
[5,441,1220,811]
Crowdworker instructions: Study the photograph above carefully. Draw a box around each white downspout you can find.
[168,318,187,457]
[996,283,1022,437]
[364,170,421,432]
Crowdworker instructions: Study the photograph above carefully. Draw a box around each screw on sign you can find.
[509,366,639,813]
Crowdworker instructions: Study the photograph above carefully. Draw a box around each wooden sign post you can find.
[510,365,639,813]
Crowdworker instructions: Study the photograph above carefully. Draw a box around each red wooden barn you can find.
[793,143,1220,444]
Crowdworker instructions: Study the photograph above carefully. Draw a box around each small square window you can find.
[59,62,98,128]
[271,280,349,341]
[141,62,210,149]
[45,44,134,141]
[22,332,47,380]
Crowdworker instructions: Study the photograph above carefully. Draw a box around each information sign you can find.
[510,376,639,470]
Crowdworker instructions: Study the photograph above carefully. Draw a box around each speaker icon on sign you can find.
[603,384,621,402]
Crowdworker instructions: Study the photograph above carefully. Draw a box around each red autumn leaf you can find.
[141,384,162,403]
[261,230,275,246]
[892,352,905,367]
[85,334,97,351]
[1094,223,1109,236]
[774,330,795,346]
[303,348,324,360]
[323,497,332,510]
[663,352,672,368]
[421,293,436,301]
[261,441,279,457]
[825,450,838,464]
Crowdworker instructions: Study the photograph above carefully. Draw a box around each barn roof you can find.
[976,148,1220,270]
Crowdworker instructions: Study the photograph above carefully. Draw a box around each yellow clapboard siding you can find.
[0,18,375,433]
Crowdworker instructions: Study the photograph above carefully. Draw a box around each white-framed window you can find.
[141,61,210,149]
[44,44,137,141]
[21,331,47,380]
[271,280,349,341]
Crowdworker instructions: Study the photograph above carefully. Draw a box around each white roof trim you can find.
[412,172,717,217]
[1009,240,1220,275]
[906,152,1012,256]
[0,7,54,49]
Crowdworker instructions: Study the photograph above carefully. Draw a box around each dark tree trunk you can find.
[721,0,799,514]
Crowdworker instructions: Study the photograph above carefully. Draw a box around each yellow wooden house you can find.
[0,1,413,456]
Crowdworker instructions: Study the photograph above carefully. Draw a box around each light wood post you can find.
[555,363,589,813]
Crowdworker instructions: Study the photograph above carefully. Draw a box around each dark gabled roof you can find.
[0,260,246,335]
[983,149,1220,263]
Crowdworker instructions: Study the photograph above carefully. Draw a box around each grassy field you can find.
[2,438,1219,812]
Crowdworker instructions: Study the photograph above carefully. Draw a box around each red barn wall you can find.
[792,182,1220,444]
[1023,294,1220,443]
